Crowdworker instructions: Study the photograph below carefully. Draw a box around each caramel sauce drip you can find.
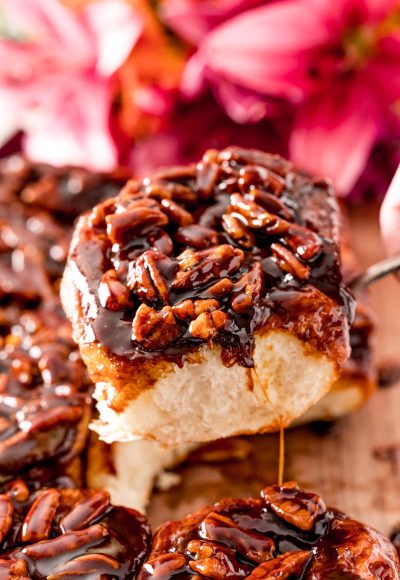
[278,427,285,486]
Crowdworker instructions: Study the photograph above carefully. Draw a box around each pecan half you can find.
[21,489,61,543]
[262,481,326,532]
[106,206,168,245]
[271,243,310,280]
[160,199,194,227]
[127,250,177,304]
[247,550,311,579]
[140,553,187,579]
[196,151,221,198]
[132,305,181,350]
[175,225,219,250]
[199,511,275,564]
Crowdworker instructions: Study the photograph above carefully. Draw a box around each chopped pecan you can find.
[175,225,219,249]
[285,224,322,261]
[172,245,244,291]
[188,540,251,580]
[196,150,220,198]
[271,243,310,280]
[144,179,198,204]
[200,511,275,564]
[132,305,181,350]
[262,481,326,531]
[231,263,264,313]
[150,165,197,182]
[127,250,177,304]
[189,310,229,340]
[228,194,288,233]
[147,229,174,256]
[98,269,132,311]
[203,278,234,298]
[219,146,292,177]
[221,214,255,248]
[160,199,194,226]
[88,198,116,228]
[247,550,311,579]
[245,189,293,221]
[172,299,196,321]
[106,206,168,245]
[173,299,219,321]
[238,165,285,196]
[0,558,28,577]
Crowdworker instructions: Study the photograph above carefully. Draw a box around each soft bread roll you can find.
[86,301,374,512]
[86,220,375,513]
[62,146,353,447]
[87,435,195,513]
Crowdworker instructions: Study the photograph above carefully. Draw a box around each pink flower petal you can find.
[360,0,398,20]
[160,0,266,45]
[24,76,118,171]
[367,35,400,108]
[2,0,95,67]
[200,0,342,101]
[290,78,380,193]
[84,0,143,77]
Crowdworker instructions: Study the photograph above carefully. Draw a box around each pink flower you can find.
[184,0,400,193]
[160,0,266,45]
[0,0,142,170]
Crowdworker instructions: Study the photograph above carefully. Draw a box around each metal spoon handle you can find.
[349,255,400,291]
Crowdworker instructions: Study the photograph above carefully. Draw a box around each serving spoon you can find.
[349,254,400,291]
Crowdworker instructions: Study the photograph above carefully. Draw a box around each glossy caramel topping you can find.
[0,156,128,309]
[0,308,91,481]
[70,147,354,368]
[0,157,126,481]
[142,482,400,579]
[0,479,151,579]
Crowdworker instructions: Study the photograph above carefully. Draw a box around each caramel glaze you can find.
[0,307,92,483]
[0,157,128,482]
[0,479,151,579]
[69,146,354,372]
[142,482,400,579]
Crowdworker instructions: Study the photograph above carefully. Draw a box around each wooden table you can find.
[148,203,400,536]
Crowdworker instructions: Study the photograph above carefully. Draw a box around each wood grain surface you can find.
[148,203,400,536]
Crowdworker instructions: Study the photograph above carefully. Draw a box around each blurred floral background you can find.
[0,0,399,199]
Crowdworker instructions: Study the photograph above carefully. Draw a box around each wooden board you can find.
[148,203,400,537]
